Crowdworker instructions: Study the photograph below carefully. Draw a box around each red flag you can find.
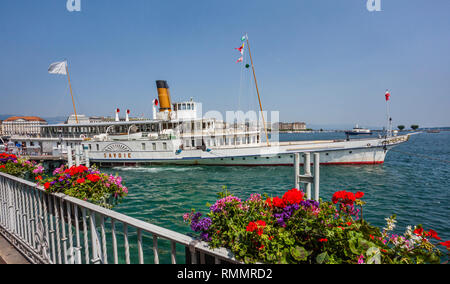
[385,90,390,101]
[235,43,244,55]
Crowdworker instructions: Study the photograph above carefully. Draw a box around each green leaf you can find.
[316,252,329,264]
[291,246,308,261]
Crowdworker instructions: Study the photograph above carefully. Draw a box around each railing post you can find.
[75,145,80,166]
[314,153,320,201]
[294,153,300,189]
[85,149,90,168]
[304,153,311,199]
[67,145,73,168]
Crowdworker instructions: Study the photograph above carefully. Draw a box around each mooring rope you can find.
[389,148,450,164]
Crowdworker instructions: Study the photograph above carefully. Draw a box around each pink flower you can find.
[357,254,364,264]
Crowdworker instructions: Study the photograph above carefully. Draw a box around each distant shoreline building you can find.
[1,116,48,136]
[278,122,306,131]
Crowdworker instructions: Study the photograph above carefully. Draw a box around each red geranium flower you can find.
[246,222,257,232]
[282,188,304,205]
[425,229,441,240]
[319,238,328,242]
[355,191,364,199]
[256,220,266,227]
[414,227,424,236]
[76,178,85,184]
[86,174,101,183]
[272,196,285,208]
[247,220,266,236]
[44,182,51,190]
[332,190,356,205]
[439,240,450,249]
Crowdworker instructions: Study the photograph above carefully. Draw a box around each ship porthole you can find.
[349,151,353,154]
[367,143,371,147]
[326,153,329,156]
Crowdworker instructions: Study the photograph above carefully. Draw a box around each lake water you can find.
[103,131,450,262]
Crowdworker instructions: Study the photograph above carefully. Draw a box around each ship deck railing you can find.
[0,171,241,264]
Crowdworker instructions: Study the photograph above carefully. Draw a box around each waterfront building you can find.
[66,114,90,124]
[1,116,47,136]
[279,122,307,131]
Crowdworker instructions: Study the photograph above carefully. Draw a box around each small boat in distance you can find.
[345,125,372,135]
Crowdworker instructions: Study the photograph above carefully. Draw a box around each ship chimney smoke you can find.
[115,108,120,122]
[156,80,172,112]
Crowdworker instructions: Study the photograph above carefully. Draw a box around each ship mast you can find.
[245,34,270,147]
[65,61,78,124]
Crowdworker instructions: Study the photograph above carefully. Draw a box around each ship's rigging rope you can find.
[389,148,450,164]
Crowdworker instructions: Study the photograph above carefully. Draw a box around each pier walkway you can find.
[0,234,30,264]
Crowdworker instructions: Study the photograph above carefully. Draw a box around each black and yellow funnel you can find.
[156,80,172,112]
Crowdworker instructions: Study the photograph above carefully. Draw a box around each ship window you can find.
[254,157,257,159]
[326,153,329,156]
[96,144,99,151]
[191,104,195,110]
[182,104,186,110]
[349,151,352,154]
[142,143,146,150]
[152,143,156,150]
[242,157,245,160]
[163,142,167,150]
[89,144,92,150]
[187,104,191,110]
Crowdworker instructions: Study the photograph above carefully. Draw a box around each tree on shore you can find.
[411,124,419,130]
[397,125,405,131]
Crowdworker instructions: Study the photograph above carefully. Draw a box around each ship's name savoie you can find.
[104,153,132,159]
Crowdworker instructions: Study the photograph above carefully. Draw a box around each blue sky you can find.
[0,0,449,128]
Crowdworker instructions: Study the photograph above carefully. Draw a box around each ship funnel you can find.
[156,80,172,112]
[126,109,130,121]
[115,108,120,122]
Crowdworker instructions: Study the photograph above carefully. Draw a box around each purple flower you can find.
[210,195,242,213]
[274,203,301,227]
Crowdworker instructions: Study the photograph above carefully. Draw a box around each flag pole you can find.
[246,34,270,147]
[385,89,390,137]
[65,61,78,124]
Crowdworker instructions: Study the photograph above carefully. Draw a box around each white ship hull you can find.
[85,135,409,167]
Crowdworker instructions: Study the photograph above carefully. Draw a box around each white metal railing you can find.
[0,171,240,264]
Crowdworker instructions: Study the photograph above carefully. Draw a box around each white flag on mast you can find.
[48,61,67,75]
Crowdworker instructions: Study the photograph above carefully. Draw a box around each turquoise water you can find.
[103,131,450,262]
